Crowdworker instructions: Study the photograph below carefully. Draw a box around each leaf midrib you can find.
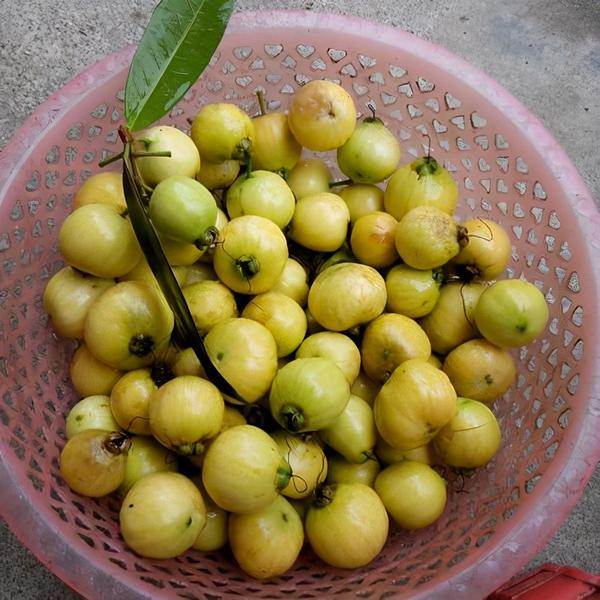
[130,0,208,128]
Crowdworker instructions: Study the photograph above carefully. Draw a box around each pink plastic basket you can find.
[1,10,599,600]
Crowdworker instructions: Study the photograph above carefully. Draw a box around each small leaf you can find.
[125,0,236,131]
[121,138,238,399]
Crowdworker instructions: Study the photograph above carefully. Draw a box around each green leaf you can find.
[125,0,236,131]
[121,140,239,399]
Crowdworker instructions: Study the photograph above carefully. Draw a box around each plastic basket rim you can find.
[1,9,599,600]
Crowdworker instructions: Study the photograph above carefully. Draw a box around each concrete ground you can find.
[0,0,598,597]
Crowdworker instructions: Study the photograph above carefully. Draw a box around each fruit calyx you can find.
[457,225,470,249]
[128,333,155,358]
[360,449,377,463]
[363,116,384,126]
[312,482,335,508]
[235,255,260,280]
[150,360,175,387]
[103,432,131,456]
[275,458,293,490]
[177,441,205,456]
[241,404,278,431]
[194,226,220,251]
[433,268,445,287]
[414,156,440,178]
[454,263,480,283]
[136,136,154,151]
[280,405,305,433]
[232,138,253,164]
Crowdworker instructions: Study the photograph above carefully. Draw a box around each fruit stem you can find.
[195,226,220,250]
[363,101,384,125]
[329,178,353,187]
[235,255,260,280]
[98,151,124,168]
[366,100,377,120]
[118,127,156,195]
[102,149,172,192]
[275,458,293,490]
[256,89,268,116]
[280,405,305,433]
[131,150,173,159]
[423,132,433,159]
[104,432,131,456]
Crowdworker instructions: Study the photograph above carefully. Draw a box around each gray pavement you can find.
[0,0,599,597]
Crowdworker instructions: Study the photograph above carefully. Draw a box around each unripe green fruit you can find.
[149,175,217,246]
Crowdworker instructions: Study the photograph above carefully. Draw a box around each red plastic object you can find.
[1,9,600,600]
[489,564,600,599]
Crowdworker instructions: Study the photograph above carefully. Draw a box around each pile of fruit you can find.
[44,79,549,578]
